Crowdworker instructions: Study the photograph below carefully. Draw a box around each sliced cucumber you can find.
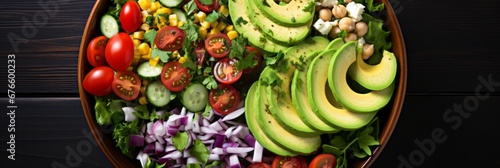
[171,8,187,23]
[182,83,208,112]
[159,0,184,8]
[146,81,172,107]
[100,14,119,38]
[137,62,163,80]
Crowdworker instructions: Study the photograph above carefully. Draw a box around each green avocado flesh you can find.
[348,49,398,90]
[256,74,321,154]
[228,0,287,53]
[307,48,377,130]
[245,82,296,156]
[328,42,395,113]
[246,0,312,45]
[266,36,330,135]
[255,0,315,26]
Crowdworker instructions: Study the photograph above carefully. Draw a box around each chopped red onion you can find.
[180,107,187,116]
[164,145,176,153]
[197,134,214,141]
[136,151,149,168]
[228,155,241,168]
[184,112,194,131]
[201,126,218,135]
[225,147,254,154]
[209,122,224,132]
[212,147,225,155]
[129,134,145,147]
[208,154,220,161]
[146,122,154,135]
[187,157,200,164]
[222,142,239,148]
[122,107,137,122]
[252,141,263,163]
[145,134,156,144]
[222,107,245,121]
[152,120,165,137]
[155,141,164,155]
[214,134,226,148]
[171,108,180,115]
[143,143,155,154]
[161,150,182,160]
[244,134,256,147]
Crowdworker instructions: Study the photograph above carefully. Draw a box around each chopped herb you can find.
[235,17,248,25]
[172,132,189,151]
[202,75,218,90]
[274,59,289,73]
[302,2,315,12]
[261,72,282,87]
[204,11,220,22]
[185,0,199,15]
[198,0,213,5]
[259,36,267,43]
[291,16,296,22]
[144,29,157,46]
[189,139,210,164]
[229,36,247,59]
[263,50,284,66]
[151,47,171,62]
[338,29,348,39]
[235,51,258,70]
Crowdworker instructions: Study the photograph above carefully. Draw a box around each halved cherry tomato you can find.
[155,26,185,52]
[205,33,231,58]
[272,156,307,168]
[308,154,337,168]
[249,162,271,168]
[194,42,206,66]
[119,0,142,33]
[86,36,108,67]
[83,66,114,96]
[112,71,141,101]
[242,46,263,74]
[105,32,134,71]
[209,84,240,115]
[194,0,220,13]
[160,61,191,92]
[214,57,242,84]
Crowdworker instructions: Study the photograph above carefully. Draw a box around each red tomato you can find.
[105,32,134,71]
[83,66,114,96]
[205,33,231,58]
[213,58,242,84]
[155,26,185,52]
[308,154,337,168]
[119,0,142,33]
[112,71,141,101]
[249,162,271,168]
[272,156,307,168]
[194,42,206,66]
[209,84,240,115]
[194,0,220,13]
[160,61,191,92]
[242,46,263,74]
[86,36,108,67]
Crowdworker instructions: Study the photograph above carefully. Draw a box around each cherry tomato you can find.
[308,154,337,168]
[209,84,240,115]
[242,46,263,74]
[272,156,307,168]
[249,162,271,168]
[160,61,191,92]
[83,66,114,96]
[194,42,206,66]
[119,0,142,33]
[194,0,220,13]
[105,32,134,71]
[112,71,141,101]
[214,58,242,84]
[86,36,108,67]
[205,33,231,58]
[155,26,185,52]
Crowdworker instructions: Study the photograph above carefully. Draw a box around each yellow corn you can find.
[218,5,230,17]
[210,21,219,28]
[137,43,150,55]
[138,0,151,10]
[158,22,166,30]
[196,11,207,22]
[200,21,211,29]
[155,1,161,8]
[127,66,134,72]
[193,15,200,23]
[139,96,148,105]
[171,50,180,58]
[169,14,178,26]
[178,21,185,27]
[133,31,145,40]
[208,28,220,37]
[178,56,187,64]
[133,39,141,47]
[156,8,172,15]
[216,21,227,31]
[147,2,158,13]
[140,23,150,31]
[149,56,160,66]
[169,20,178,27]
[227,30,239,40]
[224,25,234,33]
[199,27,208,39]
[142,48,152,60]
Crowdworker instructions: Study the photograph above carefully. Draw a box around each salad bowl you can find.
[78,0,406,167]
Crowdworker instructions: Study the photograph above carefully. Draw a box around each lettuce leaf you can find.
[361,14,392,65]
[353,0,385,12]
[94,97,125,125]
[112,119,141,158]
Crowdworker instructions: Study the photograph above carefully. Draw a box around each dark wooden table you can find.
[1,0,500,167]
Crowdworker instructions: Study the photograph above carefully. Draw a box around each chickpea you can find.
[328,26,341,39]
[362,44,375,60]
[332,5,347,19]
[355,22,368,37]
[338,17,354,32]
[344,33,357,42]
[319,8,333,21]
[344,0,353,3]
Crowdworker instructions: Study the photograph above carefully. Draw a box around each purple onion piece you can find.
[129,134,145,147]
[244,134,256,148]
[222,107,245,122]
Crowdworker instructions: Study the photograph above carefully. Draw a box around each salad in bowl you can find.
[78,0,406,167]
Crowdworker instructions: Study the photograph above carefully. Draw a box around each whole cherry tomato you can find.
[105,32,134,71]
[119,0,142,33]
[83,66,115,96]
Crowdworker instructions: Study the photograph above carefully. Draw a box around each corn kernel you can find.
[133,31,145,40]
[178,56,187,64]
[178,21,185,27]
[169,19,178,27]
[138,0,151,10]
[193,15,200,23]
[210,21,219,28]
[171,50,180,58]
[139,96,148,105]
[196,11,207,22]
[227,30,239,40]
[149,56,160,66]
[224,25,234,33]
[142,48,152,60]
[127,66,134,72]
[169,14,178,21]
[147,2,158,13]
[216,22,227,31]
[138,43,150,55]
[210,28,220,34]
[156,8,172,15]
[140,23,150,31]
[218,5,230,17]
[133,39,141,47]
[200,21,211,29]
[199,27,208,39]
[155,1,161,8]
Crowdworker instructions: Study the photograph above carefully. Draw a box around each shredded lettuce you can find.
[361,13,392,65]
[353,0,385,12]
[94,97,125,125]
[112,119,141,158]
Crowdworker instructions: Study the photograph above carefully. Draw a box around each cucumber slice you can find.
[159,0,183,8]
[146,81,172,107]
[137,62,163,80]
[100,14,119,38]
[182,83,208,112]
[171,8,187,23]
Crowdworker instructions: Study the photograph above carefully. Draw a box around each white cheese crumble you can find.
[316,0,338,7]
[313,19,337,35]
[346,2,365,22]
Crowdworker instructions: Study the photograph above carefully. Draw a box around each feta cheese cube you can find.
[346,2,365,22]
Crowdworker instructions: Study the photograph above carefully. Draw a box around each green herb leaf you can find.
[198,0,213,5]
[358,126,379,155]
[172,132,189,151]
[235,17,248,25]
[229,36,247,59]
[202,103,212,118]
[144,29,157,46]
[330,135,348,149]
[274,59,289,73]
[338,30,347,39]
[205,161,221,168]
[94,97,125,125]
[189,139,210,164]
[185,0,199,15]
[204,11,220,22]
[322,144,343,157]
[365,0,385,12]
[202,75,218,90]
[263,50,284,66]
[187,164,202,168]
[261,72,282,87]
[364,19,392,65]
[303,2,315,12]
[112,119,141,158]
[236,52,257,70]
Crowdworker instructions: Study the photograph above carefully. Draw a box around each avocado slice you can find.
[257,72,321,154]
[328,42,395,113]
[348,49,398,90]
[246,0,312,45]
[245,82,296,156]
[266,36,330,135]
[308,48,377,130]
[228,0,287,53]
[254,0,315,26]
